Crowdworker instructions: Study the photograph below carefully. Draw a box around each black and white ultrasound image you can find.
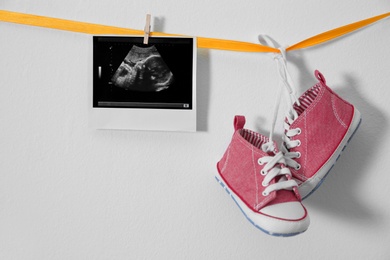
[93,37,194,109]
[111,45,174,92]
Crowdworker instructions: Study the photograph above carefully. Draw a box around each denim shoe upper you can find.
[217,116,301,212]
[283,70,355,183]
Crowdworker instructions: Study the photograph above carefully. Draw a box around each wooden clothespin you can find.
[143,14,151,44]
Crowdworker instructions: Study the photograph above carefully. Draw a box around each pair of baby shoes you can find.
[216,70,361,236]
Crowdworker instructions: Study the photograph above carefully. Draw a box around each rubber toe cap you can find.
[259,201,307,220]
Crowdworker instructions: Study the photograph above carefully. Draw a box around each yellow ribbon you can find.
[0,10,389,53]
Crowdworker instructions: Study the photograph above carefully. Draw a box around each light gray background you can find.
[1,1,389,259]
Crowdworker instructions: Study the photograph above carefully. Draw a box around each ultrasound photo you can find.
[93,36,194,110]
[111,45,174,92]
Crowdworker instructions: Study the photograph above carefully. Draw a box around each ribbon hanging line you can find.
[0,10,389,53]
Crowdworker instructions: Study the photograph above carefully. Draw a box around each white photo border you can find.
[90,36,197,132]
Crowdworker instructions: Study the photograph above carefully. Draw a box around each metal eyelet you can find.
[295,164,301,170]
[260,169,267,175]
[262,181,268,187]
[296,152,301,158]
[258,158,264,165]
[296,140,301,147]
[296,128,302,135]
[262,191,269,196]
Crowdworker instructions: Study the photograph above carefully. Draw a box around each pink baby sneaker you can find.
[282,70,361,199]
[216,116,310,236]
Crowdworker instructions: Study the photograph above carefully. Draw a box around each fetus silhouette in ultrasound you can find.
[111,45,174,92]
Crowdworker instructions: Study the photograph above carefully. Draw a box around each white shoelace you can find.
[269,49,303,172]
[261,45,300,152]
[257,36,302,194]
[258,151,297,196]
[273,48,303,171]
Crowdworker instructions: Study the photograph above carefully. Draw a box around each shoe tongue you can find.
[238,129,275,155]
[266,189,299,207]
[261,140,279,155]
[260,144,278,158]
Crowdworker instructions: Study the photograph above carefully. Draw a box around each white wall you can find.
[1,1,390,259]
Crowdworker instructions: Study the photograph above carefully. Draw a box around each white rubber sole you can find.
[298,108,362,199]
[215,170,310,237]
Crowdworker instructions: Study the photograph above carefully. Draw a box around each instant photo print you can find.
[91,36,196,131]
